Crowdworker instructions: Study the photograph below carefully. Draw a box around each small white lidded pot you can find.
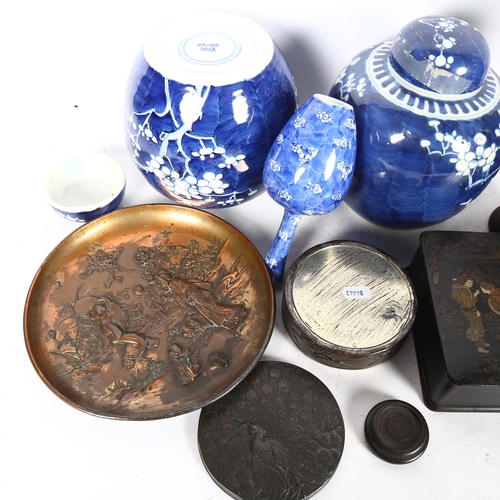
[44,154,126,222]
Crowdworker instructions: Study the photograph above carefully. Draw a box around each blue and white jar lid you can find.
[389,17,490,95]
[365,41,499,119]
[143,11,275,86]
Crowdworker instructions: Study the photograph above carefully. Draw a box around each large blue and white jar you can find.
[125,11,297,208]
[330,16,500,228]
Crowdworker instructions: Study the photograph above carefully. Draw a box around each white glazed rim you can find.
[312,94,354,110]
[312,93,354,109]
[143,11,275,86]
[44,154,126,214]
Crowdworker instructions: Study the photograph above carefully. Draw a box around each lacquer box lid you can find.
[283,240,417,369]
[408,231,500,412]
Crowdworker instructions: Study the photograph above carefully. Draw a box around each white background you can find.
[2,1,500,499]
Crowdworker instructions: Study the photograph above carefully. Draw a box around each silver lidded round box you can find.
[283,240,417,369]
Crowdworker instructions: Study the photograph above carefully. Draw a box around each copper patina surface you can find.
[24,204,275,419]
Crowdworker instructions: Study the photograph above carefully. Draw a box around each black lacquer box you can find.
[408,231,500,412]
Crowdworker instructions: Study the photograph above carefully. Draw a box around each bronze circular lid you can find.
[284,240,417,366]
[364,400,429,464]
[23,204,275,420]
[198,360,345,499]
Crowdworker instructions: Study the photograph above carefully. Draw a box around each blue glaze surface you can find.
[390,17,490,94]
[126,46,297,208]
[263,94,357,281]
[330,16,500,229]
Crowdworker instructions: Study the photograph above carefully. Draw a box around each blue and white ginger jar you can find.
[330,16,500,228]
[126,11,297,208]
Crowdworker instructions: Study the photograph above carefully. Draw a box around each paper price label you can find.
[343,286,372,299]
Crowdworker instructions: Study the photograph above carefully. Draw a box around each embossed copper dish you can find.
[24,204,275,420]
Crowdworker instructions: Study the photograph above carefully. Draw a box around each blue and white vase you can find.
[263,94,357,282]
[125,11,297,208]
[330,16,500,229]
